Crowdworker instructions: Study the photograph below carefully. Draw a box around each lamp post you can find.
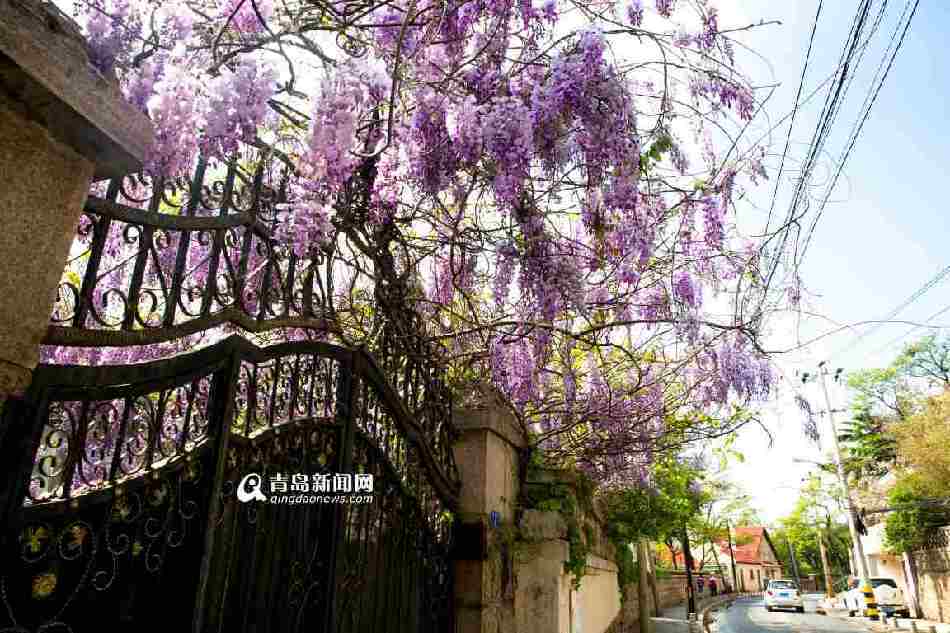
[683,525,697,615]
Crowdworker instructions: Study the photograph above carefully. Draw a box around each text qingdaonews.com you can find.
[267,494,375,505]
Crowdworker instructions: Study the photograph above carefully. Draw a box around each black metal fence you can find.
[47,152,333,347]
[0,336,459,633]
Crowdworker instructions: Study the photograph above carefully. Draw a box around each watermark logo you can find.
[235,472,374,505]
[236,473,268,503]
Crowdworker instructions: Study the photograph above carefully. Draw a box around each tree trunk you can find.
[902,551,922,619]
[638,539,655,633]
[818,529,835,598]
[648,549,660,617]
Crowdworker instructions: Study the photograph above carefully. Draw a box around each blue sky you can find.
[716,0,950,521]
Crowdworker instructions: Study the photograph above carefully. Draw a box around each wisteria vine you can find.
[48,0,792,487]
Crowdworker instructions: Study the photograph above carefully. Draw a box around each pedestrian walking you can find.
[710,577,718,596]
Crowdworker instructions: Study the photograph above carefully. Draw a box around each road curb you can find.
[700,594,738,632]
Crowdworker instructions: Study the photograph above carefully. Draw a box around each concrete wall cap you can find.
[0,0,154,179]
[585,554,619,574]
[454,395,527,449]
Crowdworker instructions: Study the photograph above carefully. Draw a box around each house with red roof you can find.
[657,526,785,592]
[722,527,785,592]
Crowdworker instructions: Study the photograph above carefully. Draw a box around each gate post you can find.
[192,346,242,633]
[452,390,527,633]
[0,0,152,401]
[318,349,358,633]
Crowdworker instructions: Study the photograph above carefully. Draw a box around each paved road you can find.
[716,595,869,633]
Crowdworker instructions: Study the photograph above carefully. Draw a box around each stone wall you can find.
[913,539,950,623]
[656,574,689,609]
[452,397,708,633]
[513,508,623,633]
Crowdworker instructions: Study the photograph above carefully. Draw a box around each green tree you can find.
[883,475,950,553]
[602,455,706,583]
[772,475,852,586]
[895,334,950,387]
[892,390,950,494]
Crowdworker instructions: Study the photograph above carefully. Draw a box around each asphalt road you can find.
[715,595,869,633]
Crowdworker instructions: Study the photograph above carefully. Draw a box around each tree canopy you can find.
[771,475,851,583]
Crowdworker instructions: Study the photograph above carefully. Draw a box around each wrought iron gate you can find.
[0,336,459,633]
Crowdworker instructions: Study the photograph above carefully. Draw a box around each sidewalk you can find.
[660,592,758,621]
[817,597,950,633]
[651,591,751,632]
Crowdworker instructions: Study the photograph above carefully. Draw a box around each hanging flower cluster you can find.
[60,0,783,486]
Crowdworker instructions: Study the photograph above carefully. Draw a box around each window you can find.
[768,580,798,590]
[871,579,897,589]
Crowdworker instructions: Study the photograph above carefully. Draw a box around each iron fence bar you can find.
[164,219,193,328]
[192,347,241,633]
[185,157,209,217]
[283,254,298,319]
[107,394,134,483]
[177,377,199,454]
[123,225,154,330]
[267,357,281,431]
[73,180,120,329]
[234,225,253,313]
[73,214,111,330]
[61,400,91,500]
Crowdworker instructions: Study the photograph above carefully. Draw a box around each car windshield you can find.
[770,581,797,590]
[871,579,898,589]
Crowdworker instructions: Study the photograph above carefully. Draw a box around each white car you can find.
[845,577,910,618]
[765,579,805,613]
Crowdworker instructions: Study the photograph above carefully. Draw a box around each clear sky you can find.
[712,0,950,522]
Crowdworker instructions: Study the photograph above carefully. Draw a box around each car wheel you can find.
[797,607,805,613]
[765,606,772,612]
[848,610,855,617]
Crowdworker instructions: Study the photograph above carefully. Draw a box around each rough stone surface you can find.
[515,540,572,633]
[520,510,568,542]
[0,98,94,391]
[0,0,153,179]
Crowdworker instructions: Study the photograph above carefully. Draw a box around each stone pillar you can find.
[516,511,572,633]
[0,0,152,398]
[452,392,527,633]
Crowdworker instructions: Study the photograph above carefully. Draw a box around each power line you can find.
[762,0,824,237]
[869,300,950,358]
[829,260,950,361]
[759,0,877,304]
[797,0,920,264]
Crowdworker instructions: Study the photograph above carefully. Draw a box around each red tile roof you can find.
[658,526,783,569]
[727,526,767,564]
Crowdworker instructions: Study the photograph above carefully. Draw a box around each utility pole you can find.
[726,522,738,594]
[814,362,874,615]
[682,526,697,615]
[785,534,801,587]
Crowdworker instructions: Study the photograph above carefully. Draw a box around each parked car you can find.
[844,577,910,618]
[765,579,805,613]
